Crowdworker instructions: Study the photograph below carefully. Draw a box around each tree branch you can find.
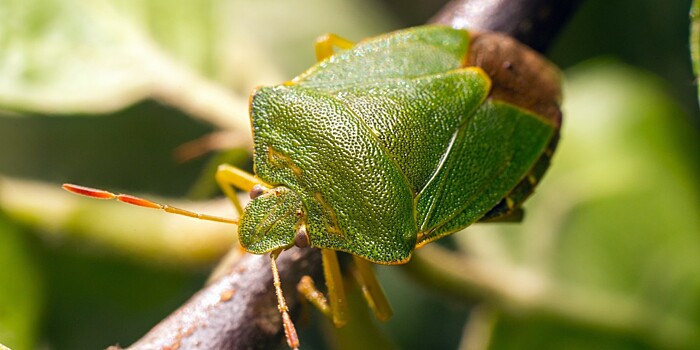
[430,0,583,53]
[116,248,322,350]
[117,1,581,349]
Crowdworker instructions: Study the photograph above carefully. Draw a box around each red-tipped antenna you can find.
[62,183,238,225]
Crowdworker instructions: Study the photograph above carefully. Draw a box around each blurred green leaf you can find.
[0,0,397,117]
[448,60,700,349]
[0,0,162,114]
[0,0,251,147]
[39,243,207,349]
[0,213,42,350]
[111,0,399,89]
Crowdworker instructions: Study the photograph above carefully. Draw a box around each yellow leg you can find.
[351,256,393,321]
[215,164,269,216]
[296,249,348,327]
[297,276,332,317]
[314,33,355,61]
[322,249,348,327]
[296,251,393,326]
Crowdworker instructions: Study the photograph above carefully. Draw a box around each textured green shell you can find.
[239,25,558,264]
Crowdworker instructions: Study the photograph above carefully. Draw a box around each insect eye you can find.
[249,184,267,199]
[294,225,309,248]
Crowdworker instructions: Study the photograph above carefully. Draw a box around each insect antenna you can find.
[62,183,239,225]
[271,250,300,350]
[64,184,302,348]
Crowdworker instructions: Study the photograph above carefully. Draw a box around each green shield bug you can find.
[64,25,561,349]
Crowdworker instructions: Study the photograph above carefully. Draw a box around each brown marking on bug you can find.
[314,192,344,236]
[467,32,562,128]
[268,145,303,177]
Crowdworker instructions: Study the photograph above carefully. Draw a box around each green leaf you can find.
[0,0,250,141]
[0,0,396,117]
[0,0,162,114]
[456,60,700,349]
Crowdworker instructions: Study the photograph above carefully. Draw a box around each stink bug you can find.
[64,25,561,349]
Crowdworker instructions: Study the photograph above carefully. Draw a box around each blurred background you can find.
[0,0,698,349]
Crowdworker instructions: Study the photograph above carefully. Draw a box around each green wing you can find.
[330,68,490,193]
[415,101,556,245]
[295,26,490,193]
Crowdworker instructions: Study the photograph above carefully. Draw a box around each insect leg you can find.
[296,249,348,327]
[314,34,355,61]
[350,256,393,321]
[215,164,270,216]
[297,276,331,316]
[321,249,348,327]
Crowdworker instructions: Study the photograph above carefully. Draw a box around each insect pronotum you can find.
[64,25,562,349]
